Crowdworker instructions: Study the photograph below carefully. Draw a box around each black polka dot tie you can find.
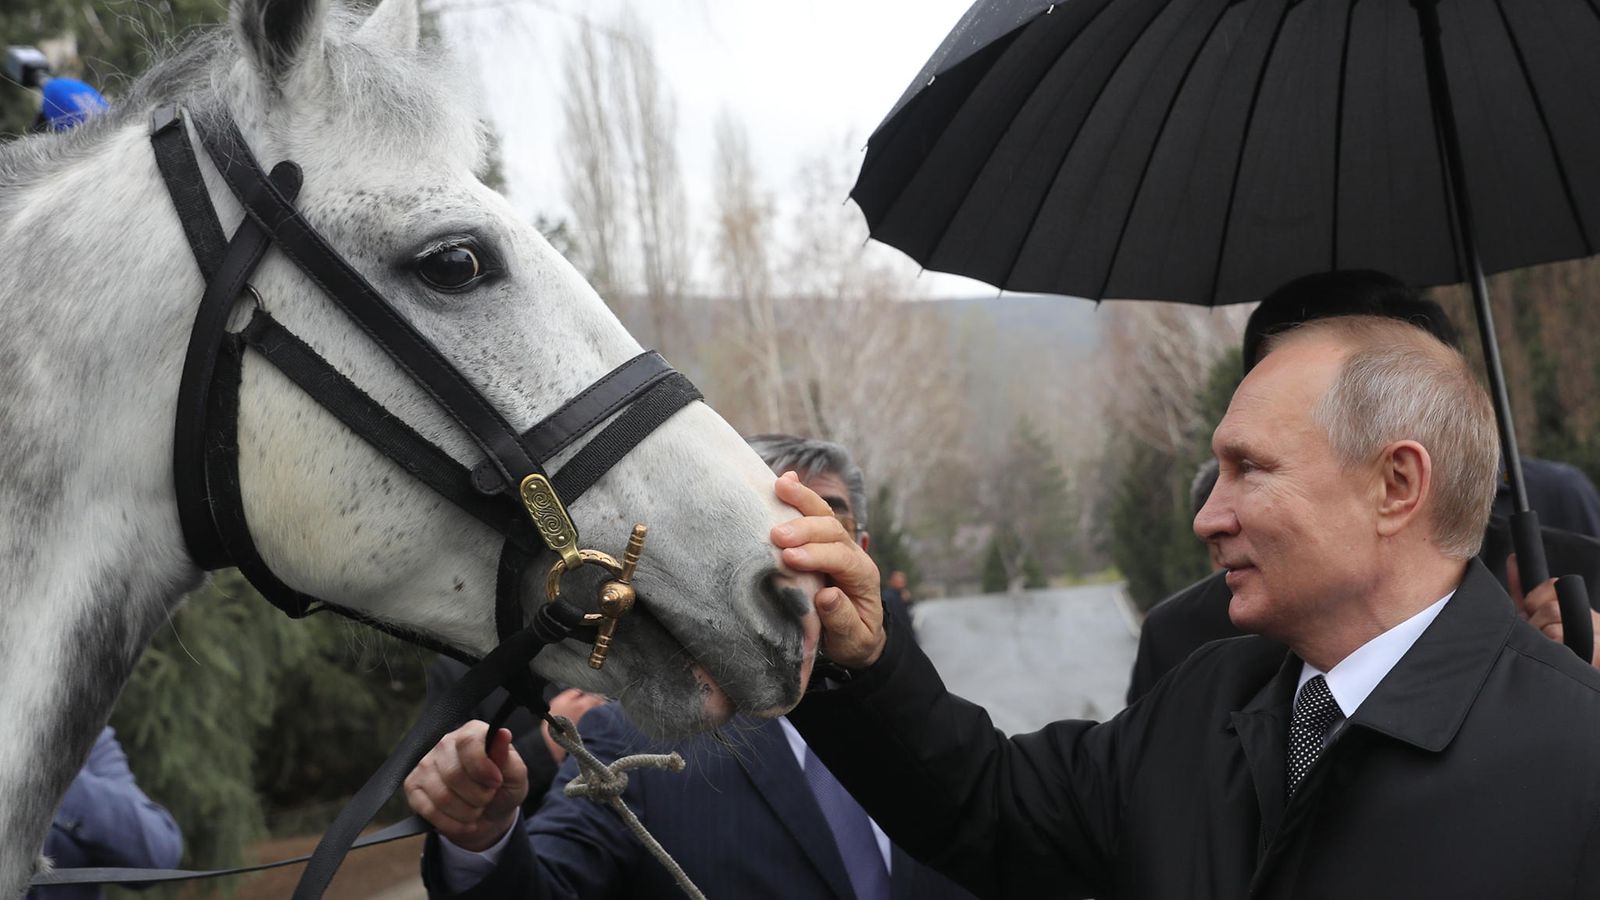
[1287,674,1341,799]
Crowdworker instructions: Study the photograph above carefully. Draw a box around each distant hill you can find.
[913,294,1106,356]
[906,294,1106,457]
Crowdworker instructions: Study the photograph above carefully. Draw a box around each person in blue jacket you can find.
[35,76,108,131]
[30,727,182,900]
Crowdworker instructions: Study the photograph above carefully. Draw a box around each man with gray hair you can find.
[777,313,1600,897]
[408,434,969,900]
[1127,270,1600,704]
[747,433,871,551]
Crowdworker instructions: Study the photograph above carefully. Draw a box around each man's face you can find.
[1193,335,1380,644]
[796,469,865,549]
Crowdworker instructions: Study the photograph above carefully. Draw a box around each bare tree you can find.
[709,111,785,432]
[557,16,691,352]
[611,17,689,351]
[776,143,969,512]
[559,22,623,302]
[1098,302,1248,456]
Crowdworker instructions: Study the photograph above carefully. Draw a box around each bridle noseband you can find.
[147,103,702,895]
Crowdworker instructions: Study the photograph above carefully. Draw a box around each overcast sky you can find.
[434,0,998,298]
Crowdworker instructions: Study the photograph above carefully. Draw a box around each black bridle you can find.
[48,104,701,895]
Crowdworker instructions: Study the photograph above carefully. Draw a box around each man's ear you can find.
[858,531,870,553]
[1375,440,1432,540]
[233,0,330,92]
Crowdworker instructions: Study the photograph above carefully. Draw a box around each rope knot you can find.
[544,714,704,900]
[565,763,629,800]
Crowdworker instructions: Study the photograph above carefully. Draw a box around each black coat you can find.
[791,561,1600,899]
[422,703,975,900]
[1127,519,1600,703]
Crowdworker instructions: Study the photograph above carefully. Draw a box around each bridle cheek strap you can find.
[153,102,701,633]
[197,116,544,496]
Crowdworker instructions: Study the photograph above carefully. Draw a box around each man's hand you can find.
[541,688,607,764]
[1508,554,1600,669]
[404,721,527,852]
[772,472,886,669]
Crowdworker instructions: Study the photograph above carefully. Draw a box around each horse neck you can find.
[0,120,207,893]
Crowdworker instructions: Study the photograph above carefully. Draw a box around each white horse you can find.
[0,0,820,891]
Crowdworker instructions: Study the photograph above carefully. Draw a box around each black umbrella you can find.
[855,0,1597,658]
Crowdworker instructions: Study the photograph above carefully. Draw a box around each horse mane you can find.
[0,5,487,211]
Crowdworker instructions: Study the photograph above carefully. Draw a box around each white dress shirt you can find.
[438,716,893,892]
[1295,591,1453,745]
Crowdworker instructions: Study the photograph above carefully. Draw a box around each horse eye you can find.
[416,243,484,292]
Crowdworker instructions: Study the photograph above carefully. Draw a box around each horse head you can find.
[0,0,818,887]
[205,0,821,735]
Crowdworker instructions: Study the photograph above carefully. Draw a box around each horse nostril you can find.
[762,570,810,620]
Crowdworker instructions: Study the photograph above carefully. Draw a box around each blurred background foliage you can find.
[107,572,427,897]
[0,0,229,136]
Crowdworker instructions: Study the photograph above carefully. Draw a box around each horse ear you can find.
[358,0,420,52]
[232,0,330,88]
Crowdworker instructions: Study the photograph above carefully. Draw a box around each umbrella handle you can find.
[1556,576,1593,664]
[1510,510,1593,664]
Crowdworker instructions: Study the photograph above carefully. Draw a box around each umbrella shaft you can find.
[1414,0,1531,516]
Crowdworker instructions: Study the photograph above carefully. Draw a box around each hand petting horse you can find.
[0,0,820,892]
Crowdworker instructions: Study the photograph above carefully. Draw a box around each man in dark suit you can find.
[419,702,971,899]
[407,434,967,899]
[775,313,1600,897]
[1125,271,1600,702]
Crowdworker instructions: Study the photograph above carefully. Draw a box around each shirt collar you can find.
[777,716,808,768]
[1297,591,1454,717]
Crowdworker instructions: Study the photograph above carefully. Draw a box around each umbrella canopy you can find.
[856,0,1600,305]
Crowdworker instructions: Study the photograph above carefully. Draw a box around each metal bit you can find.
[589,524,647,669]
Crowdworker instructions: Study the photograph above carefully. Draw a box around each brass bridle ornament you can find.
[521,473,645,669]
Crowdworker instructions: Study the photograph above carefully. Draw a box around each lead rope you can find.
[546,715,708,900]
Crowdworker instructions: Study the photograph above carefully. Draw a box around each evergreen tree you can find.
[1108,347,1242,612]
[980,534,1009,594]
[108,572,428,898]
[109,572,307,892]
[867,483,918,591]
[985,416,1078,586]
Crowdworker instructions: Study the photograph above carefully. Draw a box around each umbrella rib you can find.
[998,0,1175,294]
[1203,0,1296,306]
[1491,0,1596,256]
[1328,0,1358,271]
[1094,0,1237,301]
[924,0,1123,278]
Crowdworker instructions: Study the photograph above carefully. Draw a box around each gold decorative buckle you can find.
[544,524,648,669]
[520,473,582,570]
